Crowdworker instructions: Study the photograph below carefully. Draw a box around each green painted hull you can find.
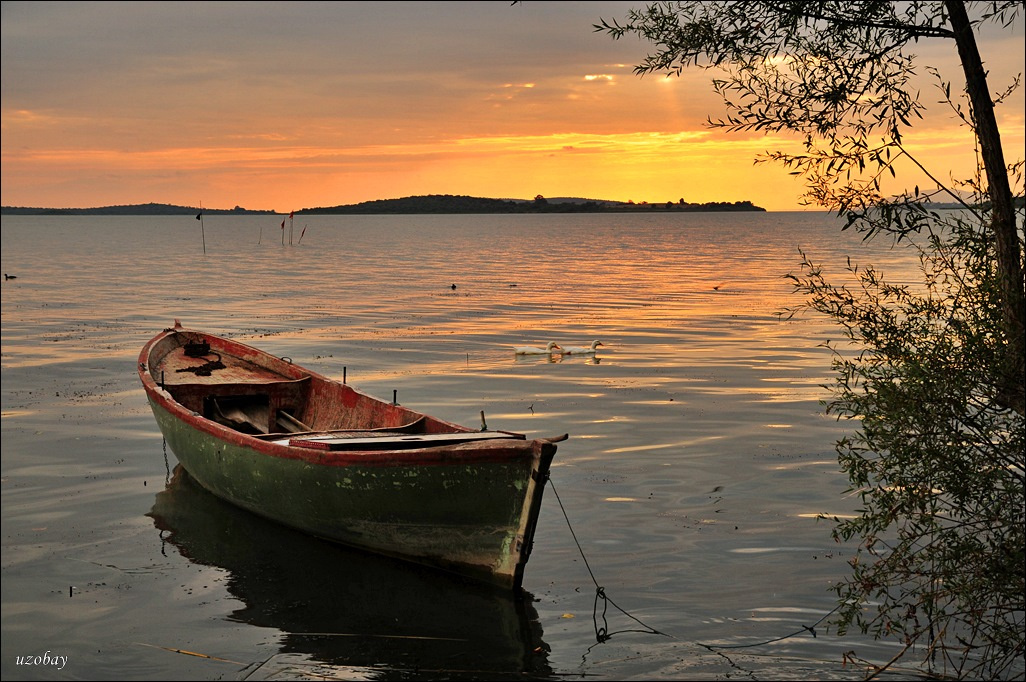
[140,324,561,589]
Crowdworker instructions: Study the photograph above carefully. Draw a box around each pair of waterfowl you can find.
[514,340,604,355]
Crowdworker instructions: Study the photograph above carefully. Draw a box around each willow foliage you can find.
[598,2,1025,678]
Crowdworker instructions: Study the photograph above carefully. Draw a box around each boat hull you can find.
[139,324,561,589]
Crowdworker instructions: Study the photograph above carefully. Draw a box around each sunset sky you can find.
[2,1,1023,212]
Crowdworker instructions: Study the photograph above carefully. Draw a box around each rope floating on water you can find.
[546,474,669,643]
[548,473,836,652]
[697,603,843,651]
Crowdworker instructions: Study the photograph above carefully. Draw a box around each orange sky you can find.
[2,2,1023,212]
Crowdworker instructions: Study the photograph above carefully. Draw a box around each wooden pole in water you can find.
[197,203,205,254]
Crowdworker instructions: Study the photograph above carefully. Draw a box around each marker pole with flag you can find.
[196,205,205,254]
[281,216,286,246]
[289,210,295,245]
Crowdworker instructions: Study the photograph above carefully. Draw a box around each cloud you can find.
[2,1,1022,210]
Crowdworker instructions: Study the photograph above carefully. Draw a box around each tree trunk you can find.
[945,0,1025,415]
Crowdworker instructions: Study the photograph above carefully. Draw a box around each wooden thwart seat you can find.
[289,430,525,451]
[276,409,312,433]
[253,416,429,441]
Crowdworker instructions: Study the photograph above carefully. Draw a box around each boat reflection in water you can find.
[149,466,554,680]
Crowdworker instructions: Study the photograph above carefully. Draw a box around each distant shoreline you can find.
[1,194,767,216]
[0,202,274,216]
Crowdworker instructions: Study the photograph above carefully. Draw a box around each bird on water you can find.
[4,273,16,280]
[514,342,562,355]
[562,340,604,354]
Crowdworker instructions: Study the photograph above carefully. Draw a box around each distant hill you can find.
[301,194,766,214]
[505,196,630,207]
[2,195,766,216]
[0,203,275,216]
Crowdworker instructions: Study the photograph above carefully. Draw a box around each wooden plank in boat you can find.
[289,431,523,451]
[157,346,293,385]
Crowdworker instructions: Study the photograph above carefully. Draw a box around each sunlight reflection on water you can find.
[1,212,927,680]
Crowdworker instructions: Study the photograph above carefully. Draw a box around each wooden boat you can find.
[138,321,566,590]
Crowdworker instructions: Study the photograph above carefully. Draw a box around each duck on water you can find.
[562,341,603,354]
[514,342,562,355]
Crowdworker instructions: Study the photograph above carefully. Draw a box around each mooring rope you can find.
[162,438,170,484]
[175,351,225,376]
[697,602,843,651]
[546,474,670,643]
[546,472,842,655]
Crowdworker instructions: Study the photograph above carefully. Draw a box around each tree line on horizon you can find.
[1,194,765,215]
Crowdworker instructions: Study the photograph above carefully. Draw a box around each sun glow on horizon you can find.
[1,128,812,211]
[2,3,1021,214]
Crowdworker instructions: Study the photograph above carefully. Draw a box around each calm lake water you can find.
[1,212,926,680]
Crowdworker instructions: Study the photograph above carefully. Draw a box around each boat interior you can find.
[150,332,445,442]
[164,374,441,439]
[166,376,317,435]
